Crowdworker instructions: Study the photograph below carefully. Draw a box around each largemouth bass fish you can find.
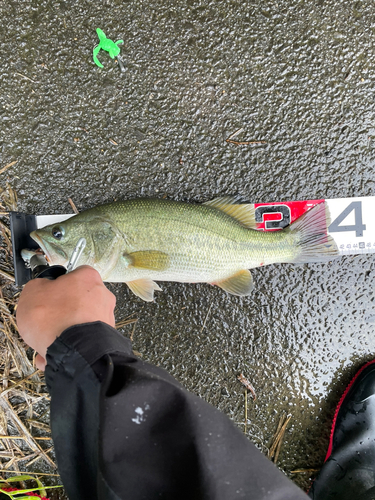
[30,197,338,301]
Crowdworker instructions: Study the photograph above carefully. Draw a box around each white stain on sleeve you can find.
[132,404,150,424]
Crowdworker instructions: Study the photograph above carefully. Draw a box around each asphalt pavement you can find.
[1,0,375,492]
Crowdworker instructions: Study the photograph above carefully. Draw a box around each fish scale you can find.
[103,202,279,280]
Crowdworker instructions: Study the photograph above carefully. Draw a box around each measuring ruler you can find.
[254,196,374,256]
[10,196,374,286]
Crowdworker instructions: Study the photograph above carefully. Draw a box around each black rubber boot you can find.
[309,360,375,500]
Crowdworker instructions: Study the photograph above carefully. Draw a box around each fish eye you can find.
[52,226,65,240]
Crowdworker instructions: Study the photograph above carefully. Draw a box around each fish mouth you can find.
[30,231,68,264]
[30,231,52,263]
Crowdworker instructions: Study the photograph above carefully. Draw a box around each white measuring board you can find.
[326,197,375,255]
[34,196,375,257]
[36,214,74,228]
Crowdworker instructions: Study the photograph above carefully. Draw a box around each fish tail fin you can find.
[287,202,339,263]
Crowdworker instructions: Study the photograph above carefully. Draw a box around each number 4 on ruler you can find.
[328,201,366,237]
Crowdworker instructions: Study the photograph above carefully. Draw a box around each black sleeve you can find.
[45,321,307,500]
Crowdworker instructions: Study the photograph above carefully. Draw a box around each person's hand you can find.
[16,266,116,371]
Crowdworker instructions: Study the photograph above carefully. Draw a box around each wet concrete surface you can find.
[1,0,375,493]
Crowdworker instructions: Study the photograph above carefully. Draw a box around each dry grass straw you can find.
[0,186,59,481]
[67,198,79,214]
[268,412,292,465]
[0,162,17,176]
[115,314,138,330]
[290,468,319,474]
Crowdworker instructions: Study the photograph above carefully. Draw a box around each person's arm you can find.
[17,267,307,500]
[16,266,116,371]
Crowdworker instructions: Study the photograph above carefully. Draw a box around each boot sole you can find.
[325,358,375,462]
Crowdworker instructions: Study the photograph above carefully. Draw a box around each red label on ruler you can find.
[254,200,324,230]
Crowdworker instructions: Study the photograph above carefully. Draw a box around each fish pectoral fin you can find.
[125,250,169,271]
[214,270,254,296]
[127,279,162,302]
[204,197,257,229]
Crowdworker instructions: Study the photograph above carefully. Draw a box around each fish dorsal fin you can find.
[214,269,254,296]
[204,197,257,229]
[127,279,162,302]
[124,250,169,271]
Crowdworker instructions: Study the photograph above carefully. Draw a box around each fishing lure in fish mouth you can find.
[93,28,124,68]
[29,197,339,302]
